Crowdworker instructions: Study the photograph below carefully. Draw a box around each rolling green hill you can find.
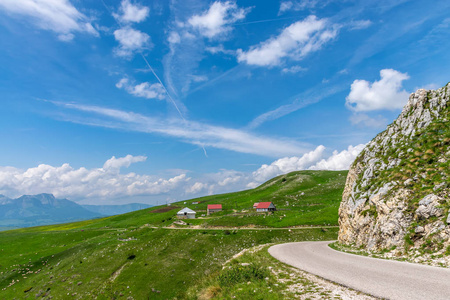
[0,170,347,299]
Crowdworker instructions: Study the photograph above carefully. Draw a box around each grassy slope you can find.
[167,170,347,228]
[0,170,346,299]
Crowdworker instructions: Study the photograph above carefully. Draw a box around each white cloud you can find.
[346,69,410,111]
[167,31,181,44]
[113,0,149,24]
[163,2,248,98]
[247,144,365,187]
[249,145,326,184]
[139,144,367,199]
[188,1,250,39]
[281,65,307,74]
[0,155,189,200]
[185,182,208,194]
[348,20,372,31]
[205,44,235,55]
[52,101,311,158]
[184,169,244,197]
[0,0,98,41]
[237,16,338,67]
[349,113,388,129]
[116,78,165,100]
[103,154,146,171]
[279,0,320,14]
[309,144,366,170]
[1,144,366,201]
[113,27,151,57]
[279,1,294,13]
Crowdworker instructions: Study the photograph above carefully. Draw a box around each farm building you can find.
[253,203,259,209]
[207,204,222,215]
[177,207,196,219]
[255,202,276,212]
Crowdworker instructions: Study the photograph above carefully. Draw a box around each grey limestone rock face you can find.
[415,194,444,219]
[338,83,450,263]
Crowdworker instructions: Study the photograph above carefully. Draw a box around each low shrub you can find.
[218,264,269,286]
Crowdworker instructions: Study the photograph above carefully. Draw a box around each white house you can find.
[177,207,196,219]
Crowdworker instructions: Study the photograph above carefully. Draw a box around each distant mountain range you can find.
[0,193,151,228]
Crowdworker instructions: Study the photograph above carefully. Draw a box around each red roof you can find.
[256,202,273,209]
[208,204,222,210]
[253,202,259,208]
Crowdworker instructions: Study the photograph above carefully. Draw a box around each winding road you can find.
[269,241,450,300]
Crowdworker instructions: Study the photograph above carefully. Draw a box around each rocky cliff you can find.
[338,83,450,266]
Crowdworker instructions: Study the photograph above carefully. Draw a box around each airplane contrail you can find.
[100,0,209,157]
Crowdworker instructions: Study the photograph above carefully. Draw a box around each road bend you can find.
[269,241,450,300]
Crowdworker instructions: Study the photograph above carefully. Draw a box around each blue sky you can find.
[0,0,449,204]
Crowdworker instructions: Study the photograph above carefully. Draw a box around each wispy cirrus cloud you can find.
[248,83,346,129]
[279,0,323,14]
[205,44,236,55]
[163,1,250,99]
[50,101,312,158]
[281,65,307,74]
[347,19,372,31]
[237,16,339,67]
[0,0,98,41]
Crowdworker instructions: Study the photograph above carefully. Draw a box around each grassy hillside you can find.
[0,170,346,299]
[89,169,346,230]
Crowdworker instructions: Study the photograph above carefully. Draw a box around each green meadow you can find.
[0,170,346,299]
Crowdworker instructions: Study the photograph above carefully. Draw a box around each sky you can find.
[0,0,449,205]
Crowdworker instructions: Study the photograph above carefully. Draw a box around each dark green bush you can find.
[218,264,269,286]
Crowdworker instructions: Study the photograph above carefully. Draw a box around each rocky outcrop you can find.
[338,83,450,266]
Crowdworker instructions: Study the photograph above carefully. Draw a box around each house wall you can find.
[256,207,276,212]
[177,213,196,219]
[207,209,222,215]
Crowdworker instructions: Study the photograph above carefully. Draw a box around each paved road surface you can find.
[269,241,450,300]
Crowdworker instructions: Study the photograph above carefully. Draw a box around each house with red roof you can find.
[255,202,276,212]
[207,204,222,215]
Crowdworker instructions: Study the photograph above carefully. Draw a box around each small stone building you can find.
[207,204,222,215]
[177,207,196,219]
[255,202,276,212]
